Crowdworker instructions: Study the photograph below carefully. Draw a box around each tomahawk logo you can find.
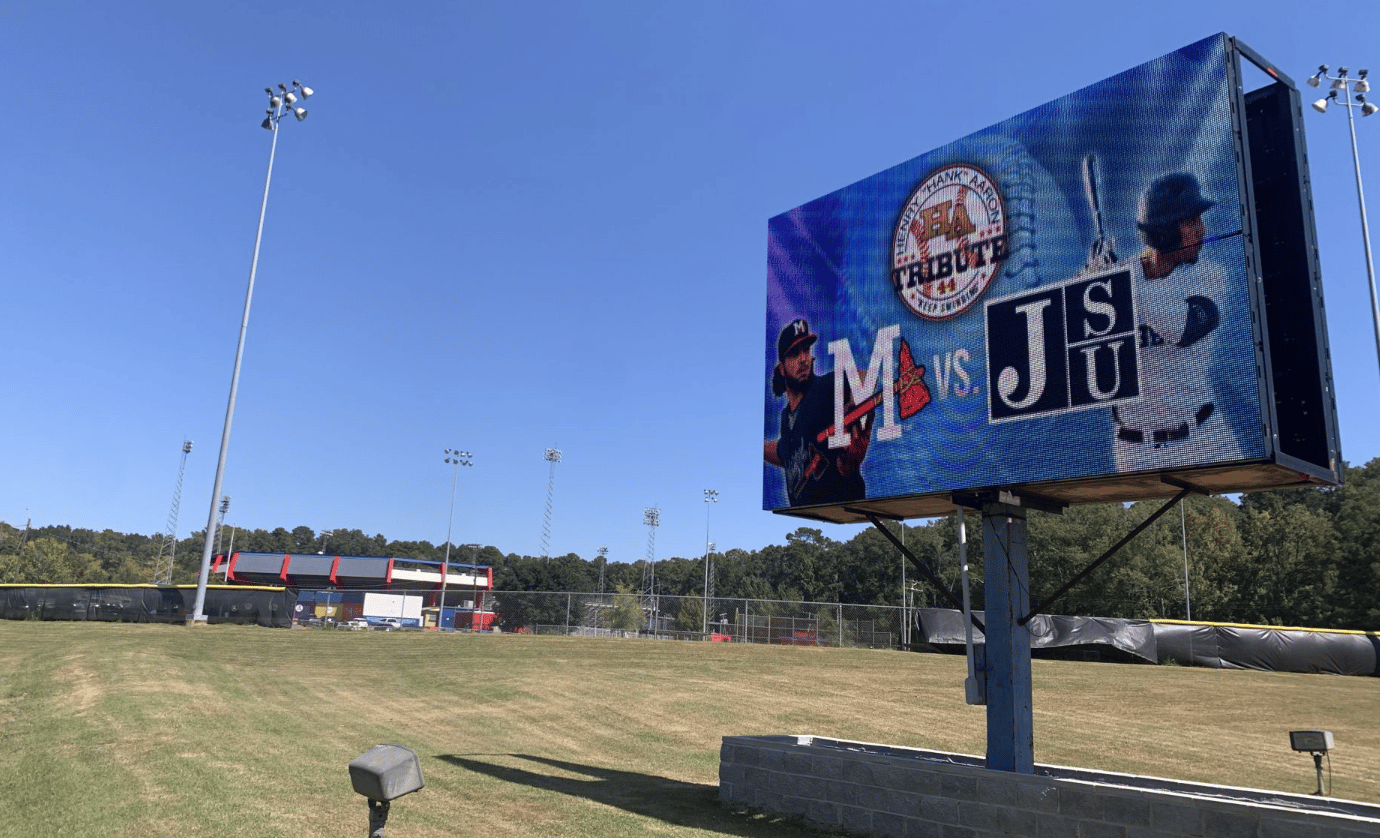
[986,269,1140,423]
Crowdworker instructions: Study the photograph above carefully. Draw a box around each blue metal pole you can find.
[982,502,1033,773]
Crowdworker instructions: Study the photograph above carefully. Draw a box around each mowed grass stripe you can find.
[0,622,1375,838]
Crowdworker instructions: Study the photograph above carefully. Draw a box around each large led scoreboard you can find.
[764,34,1342,522]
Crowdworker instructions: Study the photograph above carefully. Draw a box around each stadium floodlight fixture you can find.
[1309,59,1380,394]
[349,744,425,837]
[188,78,317,625]
[1307,66,1326,87]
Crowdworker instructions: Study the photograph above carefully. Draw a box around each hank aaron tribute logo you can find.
[892,164,1009,320]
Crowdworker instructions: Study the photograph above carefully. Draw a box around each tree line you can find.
[2,459,1375,631]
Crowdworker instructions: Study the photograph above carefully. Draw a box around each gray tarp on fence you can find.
[916,609,1158,664]
[0,585,293,627]
[916,608,1377,676]
[1153,621,1379,676]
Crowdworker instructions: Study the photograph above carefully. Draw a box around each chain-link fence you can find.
[490,590,910,649]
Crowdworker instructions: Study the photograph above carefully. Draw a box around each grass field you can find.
[1,623,1376,837]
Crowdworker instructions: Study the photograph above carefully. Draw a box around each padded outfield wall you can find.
[914,608,1378,676]
[0,584,294,627]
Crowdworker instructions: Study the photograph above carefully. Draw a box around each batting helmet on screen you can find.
[1137,173,1214,251]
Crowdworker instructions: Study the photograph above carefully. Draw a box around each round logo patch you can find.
[891,164,1008,320]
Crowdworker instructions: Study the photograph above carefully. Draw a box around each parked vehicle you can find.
[379,617,403,630]
[345,618,369,630]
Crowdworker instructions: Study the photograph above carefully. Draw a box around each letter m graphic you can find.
[827,325,902,448]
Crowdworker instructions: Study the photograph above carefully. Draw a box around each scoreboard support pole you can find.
[982,502,1034,773]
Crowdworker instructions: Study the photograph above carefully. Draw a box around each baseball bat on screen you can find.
[1081,151,1118,274]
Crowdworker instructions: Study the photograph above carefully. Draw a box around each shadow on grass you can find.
[438,753,820,836]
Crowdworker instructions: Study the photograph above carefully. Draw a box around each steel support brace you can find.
[862,512,984,633]
[1018,486,1193,625]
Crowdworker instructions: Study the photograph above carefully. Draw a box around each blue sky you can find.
[2,1,1377,566]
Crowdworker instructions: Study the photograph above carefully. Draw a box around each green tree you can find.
[606,585,644,630]
[675,594,705,633]
[1331,460,1380,629]
[0,537,100,584]
[1235,501,1338,625]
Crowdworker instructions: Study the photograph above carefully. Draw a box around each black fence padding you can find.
[0,585,293,627]
[1154,621,1378,677]
[916,609,1158,664]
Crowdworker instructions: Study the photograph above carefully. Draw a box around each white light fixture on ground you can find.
[189,80,315,624]
[349,743,424,837]
[1308,64,1380,386]
[1289,729,1334,796]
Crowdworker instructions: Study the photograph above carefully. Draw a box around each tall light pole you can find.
[442,449,473,625]
[1308,64,1380,383]
[702,489,717,636]
[1180,503,1192,621]
[541,447,561,560]
[189,80,314,625]
[154,439,194,586]
[643,507,660,629]
[463,543,482,631]
[215,496,231,556]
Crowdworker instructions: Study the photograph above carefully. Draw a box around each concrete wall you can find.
[719,735,1380,838]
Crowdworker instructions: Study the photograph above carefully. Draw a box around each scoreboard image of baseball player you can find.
[764,33,1341,520]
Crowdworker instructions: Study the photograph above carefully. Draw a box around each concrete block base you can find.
[719,735,1380,837]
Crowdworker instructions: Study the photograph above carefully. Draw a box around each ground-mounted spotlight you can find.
[1288,729,1334,796]
[348,743,425,837]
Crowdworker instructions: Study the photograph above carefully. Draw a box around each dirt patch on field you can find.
[52,659,102,715]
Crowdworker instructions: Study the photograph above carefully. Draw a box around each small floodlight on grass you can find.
[1288,729,1334,796]
[349,743,424,837]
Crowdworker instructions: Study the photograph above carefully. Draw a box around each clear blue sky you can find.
[3,1,1376,565]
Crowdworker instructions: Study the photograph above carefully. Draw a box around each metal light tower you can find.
[596,546,608,596]
[705,541,717,630]
[540,447,561,559]
[642,507,660,628]
[443,449,473,619]
[463,543,482,631]
[702,489,717,635]
[190,80,315,624]
[584,545,611,631]
[215,496,231,556]
[1308,64,1380,384]
[153,439,193,586]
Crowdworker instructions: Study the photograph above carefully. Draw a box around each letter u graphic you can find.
[1079,341,1123,401]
